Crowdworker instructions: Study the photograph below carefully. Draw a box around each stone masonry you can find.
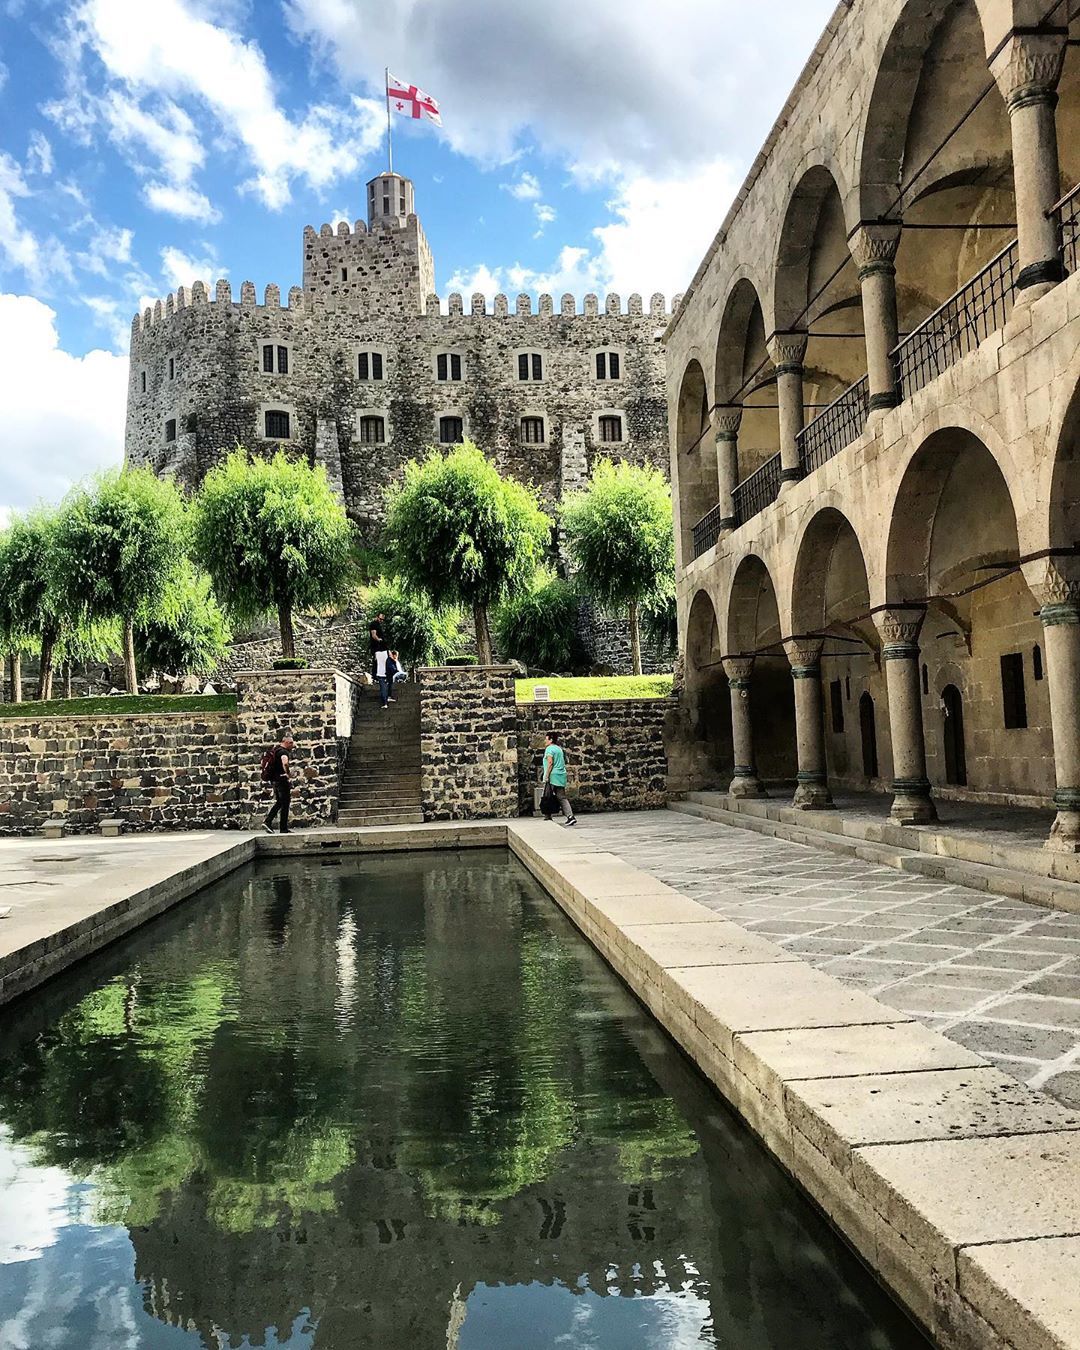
[418,666,519,821]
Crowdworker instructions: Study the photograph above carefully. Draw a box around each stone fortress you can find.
[125,173,673,536]
[669,0,1080,849]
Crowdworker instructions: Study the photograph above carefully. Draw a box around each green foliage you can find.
[51,468,187,628]
[0,694,237,719]
[0,510,61,653]
[272,658,309,669]
[135,561,231,674]
[192,450,353,657]
[362,578,463,669]
[514,675,673,702]
[494,575,589,672]
[382,442,551,660]
[561,459,674,612]
[641,586,678,656]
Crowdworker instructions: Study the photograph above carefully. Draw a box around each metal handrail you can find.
[691,503,724,560]
[796,374,869,475]
[1053,182,1080,275]
[891,239,1018,401]
[732,453,782,527]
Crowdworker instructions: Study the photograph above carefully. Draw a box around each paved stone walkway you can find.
[579,811,1080,1110]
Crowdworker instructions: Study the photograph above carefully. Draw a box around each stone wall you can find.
[516,699,670,815]
[0,712,238,835]
[418,666,519,821]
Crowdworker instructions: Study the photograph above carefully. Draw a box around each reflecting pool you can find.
[0,852,928,1348]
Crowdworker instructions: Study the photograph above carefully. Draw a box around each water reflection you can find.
[0,853,928,1349]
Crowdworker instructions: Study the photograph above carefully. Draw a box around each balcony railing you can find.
[733,453,782,527]
[691,502,725,560]
[796,375,869,475]
[1054,182,1080,275]
[892,240,1018,402]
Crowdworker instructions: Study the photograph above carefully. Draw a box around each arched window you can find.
[598,414,623,443]
[264,409,290,439]
[358,350,384,381]
[359,415,386,444]
[439,416,464,444]
[517,352,543,381]
[595,350,621,380]
[520,416,546,444]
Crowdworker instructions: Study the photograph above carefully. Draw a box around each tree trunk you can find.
[123,619,138,694]
[37,626,58,701]
[278,601,296,659]
[10,652,22,703]
[473,603,493,666]
[628,600,642,677]
[65,665,73,700]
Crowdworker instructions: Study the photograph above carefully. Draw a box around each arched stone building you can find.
[668,0,1080,851]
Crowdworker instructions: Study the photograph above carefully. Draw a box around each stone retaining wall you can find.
[516,698,670,815]
[418,667,519,821]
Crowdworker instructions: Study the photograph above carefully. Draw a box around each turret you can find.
[367,172,415,229]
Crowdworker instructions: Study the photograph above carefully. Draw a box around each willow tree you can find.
[51,469,187,693]
[562,460,675,675]
[192,450,353,659]
[383,442,551,664]
[136,560,231,675]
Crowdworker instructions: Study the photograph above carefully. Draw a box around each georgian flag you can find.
[387,74,442,125]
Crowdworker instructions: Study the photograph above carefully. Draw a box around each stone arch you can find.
[1048,376,1080,556]
[859,0,1014,335]
[713,277,777,482]
[675,358,715,563]
[773,165,866,412]
[726,554,796,784]
[726,553,782,654]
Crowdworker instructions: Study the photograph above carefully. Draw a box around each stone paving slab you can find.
[958,1237,1080,1350]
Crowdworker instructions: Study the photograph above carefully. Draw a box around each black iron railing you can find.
[892,240,1018,401]
[732,453,782,527]
[797,375,869,475]
[1054,183,1080,276]
[691,503,725,560]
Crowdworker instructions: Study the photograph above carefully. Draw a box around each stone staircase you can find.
[336,681,423,827]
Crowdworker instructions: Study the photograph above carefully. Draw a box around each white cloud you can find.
[76,223,133,277]
[26,131,54,177]
[144,181,220,223]
[0,153,40,272]
[503,171,542,201]
[0,293,127,517]
[159,244,222,290]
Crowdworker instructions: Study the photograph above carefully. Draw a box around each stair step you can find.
[336,811,425,826]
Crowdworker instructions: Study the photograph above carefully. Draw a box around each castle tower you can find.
[302,173,435,315]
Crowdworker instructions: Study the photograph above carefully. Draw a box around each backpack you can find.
[260,747,276,782]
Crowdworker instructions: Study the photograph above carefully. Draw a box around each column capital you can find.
[1030,560,1080,622]
[849,221,902,278]
[714,405,743,441]
[767,331,808,374]
[722,655,755,686]
[872,605,926,655]
[990,29,1066,111]
[784,636,824,674]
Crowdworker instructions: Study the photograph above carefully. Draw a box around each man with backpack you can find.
[261,732,295,834]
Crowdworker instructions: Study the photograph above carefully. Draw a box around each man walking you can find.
[263,732,295,834]
[542,731,576,826]
[374,647,391,709]
[369,611,387,678]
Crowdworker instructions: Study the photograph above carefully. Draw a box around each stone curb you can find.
[504,818,1080,1350]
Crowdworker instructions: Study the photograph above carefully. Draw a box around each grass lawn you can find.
[515,675,673,703]
[0,694,237,719]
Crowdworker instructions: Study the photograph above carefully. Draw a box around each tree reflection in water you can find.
[0,853,927,1350]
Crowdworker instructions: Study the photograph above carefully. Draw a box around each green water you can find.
[0,852,929,1349]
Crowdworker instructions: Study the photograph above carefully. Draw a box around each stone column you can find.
[1034,567,1080,851]
[767,333,808,486]
[715,406,742,531]
[784,638,834,810]
[991,30,1067,296]
[722,656,766,798]
[873,607,937,825]
[849,223,901,412]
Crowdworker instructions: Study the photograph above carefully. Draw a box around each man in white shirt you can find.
[375,648,391,708]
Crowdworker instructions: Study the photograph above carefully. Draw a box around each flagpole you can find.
[385,66,394,174]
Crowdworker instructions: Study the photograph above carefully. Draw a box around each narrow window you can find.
[830,679,845,734]
[358,351,369,381]
[439,416,464,444]
[450,353,461,381]
[277,345,289,375]
[399,195,406,214]
[383,195,390,214]
[263,344,275,373]
[1001,652,1028,729]
[531,352,542,381]
[265,409,290,439]
[168,356,175,380]
[518,352,529,381]
[1033,644,1044,680]
[521,416,545,444]
[609,351,620,380]
[341,267,348,282]
[596,351,606,380]
[359,415,385,444]
[372,352,383,380]
[437,353,448,381]
[140,371,146,393]
[599,414,623,443]
[921,663,929,695]
[164,418,176,442]
[845,674,851,701]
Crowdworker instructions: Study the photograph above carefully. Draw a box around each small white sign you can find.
[533,685,550,702]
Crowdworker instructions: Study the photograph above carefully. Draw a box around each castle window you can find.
[164,418,176,442]
[520,416,546,444]
[262,344,289,375]
[439,416,464,445]
[264,409,291,439]
[263,344,274,373]
[399,195,406,214]
[359,415,386,444]
[595,350,621,380]
[599,415,623,443]
[436,352,462,381]
[517,352,543,382]
[168,356,175,380]
[1033,644,1044,680]
[140,370,146,393]
[341,267,348,282]
[358,351,384,381]
[383,195,390,214]
[1001,653,1028,729]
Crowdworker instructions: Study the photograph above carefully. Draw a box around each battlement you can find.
[424,290,681,319]
[130,279,309,339]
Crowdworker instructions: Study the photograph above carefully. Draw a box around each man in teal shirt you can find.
[542,732,577,826]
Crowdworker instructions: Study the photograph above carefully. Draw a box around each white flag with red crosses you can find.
[387,74,442,126]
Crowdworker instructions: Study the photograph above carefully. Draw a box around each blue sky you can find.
[0,0,836,518]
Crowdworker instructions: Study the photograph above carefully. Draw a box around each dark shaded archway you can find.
[675,359,714,563]
[713,279,776,483]
[726,556,796,785]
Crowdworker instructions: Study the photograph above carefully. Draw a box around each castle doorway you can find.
[942,684,967,786]
[859,692,878,781]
